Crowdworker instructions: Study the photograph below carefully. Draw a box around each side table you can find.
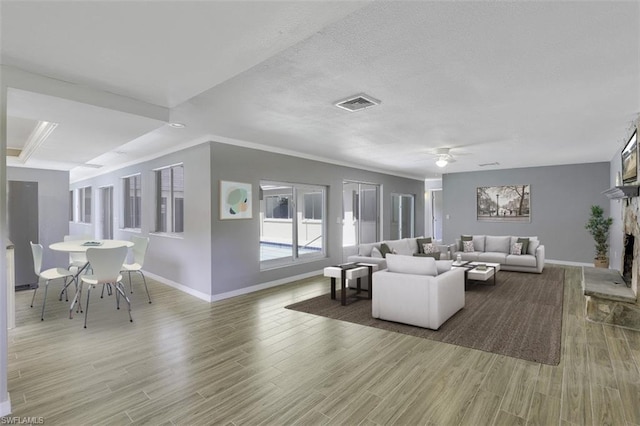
[323,264,370,306]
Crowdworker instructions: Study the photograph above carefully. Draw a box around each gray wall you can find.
[70,141,424,298]
[71,143,212,296]
[443,162,610,263]
[7,167,70,270]
[210,142,425,296]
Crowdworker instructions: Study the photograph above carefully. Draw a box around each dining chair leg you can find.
[128,271,133,294]
[69,282,84,318]
[40,280,50,321]
[138,271,152,304]
[30,281,39,308]
[115,283,120,310]
[115,282,133,323]
[83,284,93,328]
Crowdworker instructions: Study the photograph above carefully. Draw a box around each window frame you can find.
[260,180,327,270]
[153,163,184,235]
[78,186,92,224]
[122,173,142,230]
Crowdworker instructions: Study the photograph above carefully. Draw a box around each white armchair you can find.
[372,255,465,330]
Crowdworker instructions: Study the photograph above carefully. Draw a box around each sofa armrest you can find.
[535,245,545,272]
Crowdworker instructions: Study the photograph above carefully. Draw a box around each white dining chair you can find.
[80,246,132,328]
[121,236,151,304]
[30,242,76,321]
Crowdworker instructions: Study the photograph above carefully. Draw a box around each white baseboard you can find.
[210,270,323,302]
[142,271,212,302]
[142,270,324,303]
[546,259,594,267]
[0,394,11,417]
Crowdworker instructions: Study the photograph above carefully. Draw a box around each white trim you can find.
[210,270,323,302]
[70,131,425,184]
[142,271,212,302]
[143,269,324,303]
[546,259,594,267]
[0,395,11,417]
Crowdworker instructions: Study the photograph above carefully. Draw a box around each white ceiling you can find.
[1,1,639,182]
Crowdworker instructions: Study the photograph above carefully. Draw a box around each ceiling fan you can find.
[432,148,457,168]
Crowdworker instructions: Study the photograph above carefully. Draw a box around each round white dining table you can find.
[49,239,134,252]
[49,239,135,319]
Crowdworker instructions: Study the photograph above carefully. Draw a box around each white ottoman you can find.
[324,265,369,305]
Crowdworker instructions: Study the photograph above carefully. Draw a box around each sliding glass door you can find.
[260,181,326,268]
[342,181,380,247]
[391,193,415,239]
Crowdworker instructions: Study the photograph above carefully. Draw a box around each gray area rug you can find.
[286,267,565,365]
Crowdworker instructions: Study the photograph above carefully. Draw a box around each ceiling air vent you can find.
[334,94,380,112]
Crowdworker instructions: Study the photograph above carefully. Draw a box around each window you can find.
[78,186,92,223]
[69,190,74,222]
[122,174,141,229]
[260,181,326,267]
[265,195,291,219]
[304,193,322,220]
[155,164,184,233]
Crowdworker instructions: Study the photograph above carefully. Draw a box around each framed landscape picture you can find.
[622,129,638,184]
[477,185,531,222]
[220,180,252,220]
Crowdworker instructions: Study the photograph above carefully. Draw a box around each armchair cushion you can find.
[386,254,437,276]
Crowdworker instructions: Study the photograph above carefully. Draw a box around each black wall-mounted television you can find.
[621,128,637,184]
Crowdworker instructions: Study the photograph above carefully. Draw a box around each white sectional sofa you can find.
[451,235,545,273]
[372,254,465,330]
[344,236,450,271]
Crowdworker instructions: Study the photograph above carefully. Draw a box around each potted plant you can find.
[585,205,613,268]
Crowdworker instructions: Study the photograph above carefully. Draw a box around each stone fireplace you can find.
[622,197,640,298]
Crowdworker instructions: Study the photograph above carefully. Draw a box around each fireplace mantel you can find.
[602,185,640,199]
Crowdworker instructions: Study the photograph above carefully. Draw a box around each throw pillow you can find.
[423,242,439,254]
[463,240,475,253]
[371,247,383,258]
[416,237,432,254]
[528,239,540,255]
[510,242,523,255]
[379,243,392,258]
[461,235,473,250]
[517,237,530,254]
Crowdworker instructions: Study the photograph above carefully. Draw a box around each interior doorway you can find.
[99,186,114,239]
[432,189,443,241]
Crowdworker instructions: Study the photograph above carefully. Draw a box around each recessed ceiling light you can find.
[168,122,186,128]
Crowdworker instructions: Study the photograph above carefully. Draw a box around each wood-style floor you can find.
[4,266,640,425]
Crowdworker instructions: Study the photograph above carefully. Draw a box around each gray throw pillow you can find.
[379,243,392,258]
[517,237,530,254]
[460,235,473,250]
[416,237,432,254]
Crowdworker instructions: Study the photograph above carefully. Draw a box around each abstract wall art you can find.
[220,180,252,219]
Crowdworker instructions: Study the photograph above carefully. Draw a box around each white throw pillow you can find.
[358,242,378,256]
[385,254,438,276]
[463,240,475,253]
[371,247,383,258]
[528,239,540,255]
[423,243,439,254]
[510,242,523,255]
